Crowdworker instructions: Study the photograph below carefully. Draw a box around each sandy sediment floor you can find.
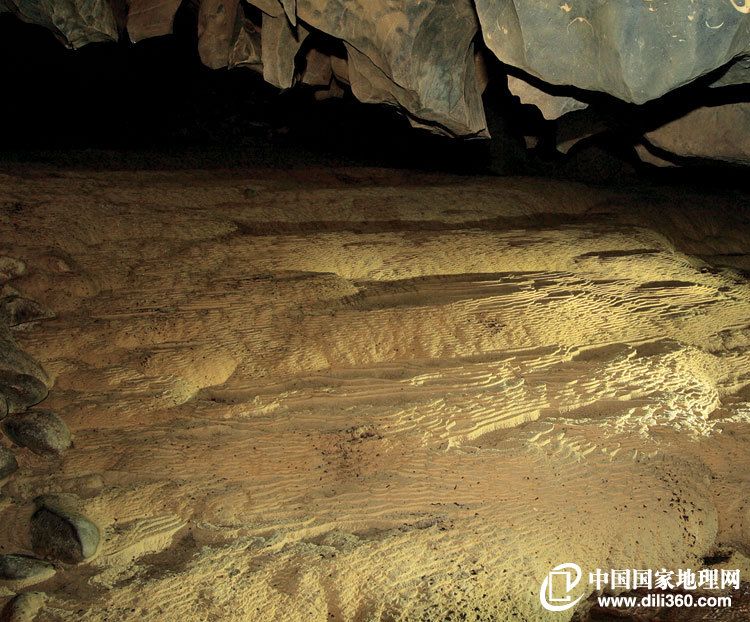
[1,166,750,621]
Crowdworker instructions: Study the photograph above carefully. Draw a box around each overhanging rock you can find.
[475,0,750,104]
[0,0,119,48]
[1,0,749,139]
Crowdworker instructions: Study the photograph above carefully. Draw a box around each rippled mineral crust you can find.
[1,165,749,620]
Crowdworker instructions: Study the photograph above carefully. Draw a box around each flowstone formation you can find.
[1,168,749,621]
[1,0,749,155]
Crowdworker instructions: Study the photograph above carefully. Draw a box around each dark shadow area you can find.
[0,13,496,174]
[0,10,271,151]
[0,11,748,193]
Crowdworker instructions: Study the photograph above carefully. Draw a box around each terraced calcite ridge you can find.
[2,0,748,137]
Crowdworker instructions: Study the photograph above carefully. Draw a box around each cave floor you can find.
[2,165,750,621]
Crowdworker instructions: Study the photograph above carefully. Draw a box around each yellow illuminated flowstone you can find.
[1,167,750,620]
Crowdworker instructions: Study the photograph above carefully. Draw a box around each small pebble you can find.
[0,258,26,285]
[0,297,51,327]
[0,555,55,585]
[31,495,100,564]
[2,411,71,456]
[0,448,17,479]
[0,340,48,383]
[0,374,48,416]
[0,592,46,622]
